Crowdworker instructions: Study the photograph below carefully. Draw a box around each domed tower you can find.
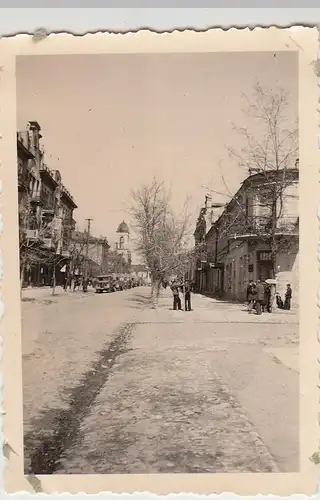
[116,220,131,264]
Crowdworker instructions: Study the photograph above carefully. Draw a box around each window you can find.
[258,251,272,262]
[245,198,249,216]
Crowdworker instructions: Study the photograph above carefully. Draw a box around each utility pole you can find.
[84,218,93,280]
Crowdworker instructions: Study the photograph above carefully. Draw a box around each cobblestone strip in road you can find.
[24,322,136,474]
[56,324,279,474]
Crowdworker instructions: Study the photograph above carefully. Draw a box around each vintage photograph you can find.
[17,49,300,475]
[1,27,318,496]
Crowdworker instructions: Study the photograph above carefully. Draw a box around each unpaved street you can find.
[22,286,299,474]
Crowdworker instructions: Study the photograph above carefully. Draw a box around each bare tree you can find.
[214,83,298,309]
[19,190,51,292]
[129,178,191,307]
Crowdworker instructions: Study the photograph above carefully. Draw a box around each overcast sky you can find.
[16,51,298,252]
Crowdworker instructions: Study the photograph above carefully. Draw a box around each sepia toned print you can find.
[0,28,319,496]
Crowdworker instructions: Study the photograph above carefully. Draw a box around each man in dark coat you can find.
[255,280,265,315]
[284,284,292,310]
[171,281,182,310]
[184,280,192,311]
[263,282,271,313]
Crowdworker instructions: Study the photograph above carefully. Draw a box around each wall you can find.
[223,241,249,301]
[276,241,299,306]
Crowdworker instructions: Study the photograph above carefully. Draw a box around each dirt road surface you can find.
[22,286,299,474]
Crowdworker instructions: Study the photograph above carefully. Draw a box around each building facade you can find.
[115,221,131,264]
[193,168,299,304]
[130,264,151,282]
[18,121,78,287]
[70,231,110,277]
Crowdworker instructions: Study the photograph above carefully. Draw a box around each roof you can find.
[116,220,129,233]
[215,167,299,227]
[72,231,109,246]
[17,138,35,160]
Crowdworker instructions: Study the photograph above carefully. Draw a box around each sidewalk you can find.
[139,289,299,326]
[21,285,95,303]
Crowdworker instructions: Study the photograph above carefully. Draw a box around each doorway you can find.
[258,262,273,282]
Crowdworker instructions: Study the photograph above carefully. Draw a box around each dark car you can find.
[95,275,114,293]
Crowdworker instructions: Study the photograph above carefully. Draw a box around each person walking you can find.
[184,279,192,311]
[284,284,292,310]
[255,280,265,315]
[171,281,182,310]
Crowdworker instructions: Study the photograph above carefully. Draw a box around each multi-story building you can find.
[192,195,225,292]
[17,121,78,287]
[70,231,110,277]
[17,122,42,232]
[193,167,299,304]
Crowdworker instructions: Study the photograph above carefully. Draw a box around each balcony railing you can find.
[61,185,76,204]
[25,229,39,240]
[42,238,54,249]
[226,215,299,239]
[63,217,76,230]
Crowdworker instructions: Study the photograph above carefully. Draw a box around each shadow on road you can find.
[24,322,136,474]
[125,294,152,308]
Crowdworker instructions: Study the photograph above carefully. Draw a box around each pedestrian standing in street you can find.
[262,282,271,313]
[246,280,255,313]
[284,284,292,310]
[255,280,265,315]
[184,279,192,311]
[171,280,182,310]
[82,277,88,292]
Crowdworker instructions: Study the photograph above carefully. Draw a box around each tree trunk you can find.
[52,259,56,296]
[270,239,278,313]
[269,194,278,313]
[151,278,161,308]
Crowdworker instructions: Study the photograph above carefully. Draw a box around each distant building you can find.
[17,121,78,287]
[193,167,299,304]
[131,264,151,281]
[71,231,110,277]
[111,220,132,273]
[115,220,131,263]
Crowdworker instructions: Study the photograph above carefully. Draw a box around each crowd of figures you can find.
[62,275,143,293]
[160,278,293,314]
[246,280,292,315]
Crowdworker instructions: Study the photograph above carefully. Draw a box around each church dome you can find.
[116,220,129,234]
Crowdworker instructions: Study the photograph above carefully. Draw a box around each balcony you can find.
[42,238,54,249]
[40,164,58,189]
[63,217,77,230]
[61,185,75,203]
[18,169,30,190]
[26,229,39,240]
[227,215,299,240]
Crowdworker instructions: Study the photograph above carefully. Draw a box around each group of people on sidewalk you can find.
[246,280,292,315]
[170,280,193,312]
[63,276,90,292]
